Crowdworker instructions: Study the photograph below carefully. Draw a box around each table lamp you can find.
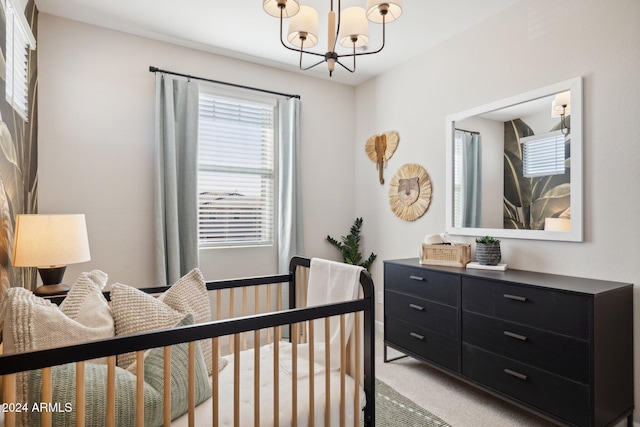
[12,214,91,296]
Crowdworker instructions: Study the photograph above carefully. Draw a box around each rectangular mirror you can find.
[445,77,583,241]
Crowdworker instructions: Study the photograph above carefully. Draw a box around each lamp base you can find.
[35,266,70,296]
[34,283,71,296]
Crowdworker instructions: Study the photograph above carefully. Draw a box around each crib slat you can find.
[188,341,196,427]
[354,312,361,427]
[277,282,282,311]
[229,289,235,355]
[212,337,220,426]
[3,374,16,427]
[76,361,86,427]
[266,284,272,343]
[135,351,144,427]
[273,326,280,427]
[164,347,171,427]
[324,317,331,427]
[291,322,298,427]
[233,333,240,427]
[242,287,248,350]
[254,328,261,427]
[107,356,116,427]
[308,320,315,427]
[340,315,346,427]
[41,367,52,427]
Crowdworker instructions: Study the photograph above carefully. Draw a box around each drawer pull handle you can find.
[409,304,425,311]
[504,368,528,381]
[409,275,425,281]
[409,332,425,340]
[503,293,527,302]
[504,331,528,341]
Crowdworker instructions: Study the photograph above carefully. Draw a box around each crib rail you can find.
[0,257,375,427]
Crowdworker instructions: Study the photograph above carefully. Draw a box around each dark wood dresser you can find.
[383,258,634,427]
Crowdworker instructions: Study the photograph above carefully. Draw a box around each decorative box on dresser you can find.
[383,258,634,427]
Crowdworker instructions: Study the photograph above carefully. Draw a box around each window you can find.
[197,87,276,248]
[520,130,566,178]
[2,0,36,121]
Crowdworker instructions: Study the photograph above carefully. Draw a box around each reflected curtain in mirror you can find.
[454,129,482,228]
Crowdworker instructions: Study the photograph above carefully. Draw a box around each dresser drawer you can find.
[386,318,459,372]
[386,290,458,338]
[462,311,589,383]
[462,343,588,427]
[462,277,590,339]
[385,263,459,306]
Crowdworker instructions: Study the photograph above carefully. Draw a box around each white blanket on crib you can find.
[172,342,366,427]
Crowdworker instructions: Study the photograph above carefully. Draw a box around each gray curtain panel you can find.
[277,98,304,274]
[154,74,200,285]
[459,130,482,228]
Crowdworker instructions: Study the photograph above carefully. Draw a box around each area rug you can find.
[367,377,451,427]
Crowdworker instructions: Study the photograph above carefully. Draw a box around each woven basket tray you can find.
[419,243,471,267]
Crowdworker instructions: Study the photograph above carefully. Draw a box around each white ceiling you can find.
[34,0,521,86]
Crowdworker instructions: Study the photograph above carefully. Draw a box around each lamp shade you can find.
[366,0,402,23]
[544,217,571,232]
[339,7,369,48]
[263,0,300,18]
[288,5,319,48]
[551,91,571,118]
[12,214,91,268]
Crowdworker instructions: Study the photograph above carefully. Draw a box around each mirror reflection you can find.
[445,77,582,242]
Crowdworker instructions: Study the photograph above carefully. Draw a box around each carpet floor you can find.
[372,377,451,427]
[373,326,559,427]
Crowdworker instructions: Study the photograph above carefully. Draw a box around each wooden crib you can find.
[0,256,375,427]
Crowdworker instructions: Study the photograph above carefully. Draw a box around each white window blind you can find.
[2,0,36,121]
[198,88,276,247]
[520,130,566,178]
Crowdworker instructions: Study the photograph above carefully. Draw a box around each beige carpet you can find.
[373,326,559,427]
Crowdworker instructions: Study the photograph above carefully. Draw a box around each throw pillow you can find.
[27,315,211,427]
[158,268,216,375]
[0,270,113,427]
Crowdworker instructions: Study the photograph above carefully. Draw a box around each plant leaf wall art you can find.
[503,119,571,230]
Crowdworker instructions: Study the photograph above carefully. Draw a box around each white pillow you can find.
[110,282,185,369]
[0,270,113,355]
[112,268,219,375]
[0,270,112,427]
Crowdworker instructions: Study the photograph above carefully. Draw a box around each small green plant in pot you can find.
[326,217,377,272]
[475,236,501,266]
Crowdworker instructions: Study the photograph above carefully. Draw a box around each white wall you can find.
[355,0,640,422]
[37,14,357,286]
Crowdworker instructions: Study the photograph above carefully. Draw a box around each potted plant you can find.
[326,217,377,272]
[475,236,501,266]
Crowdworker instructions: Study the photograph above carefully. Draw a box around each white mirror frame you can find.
[445,77,583,242]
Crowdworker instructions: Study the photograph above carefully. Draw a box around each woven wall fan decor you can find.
[365,131,399,184]
[388,163,432,221]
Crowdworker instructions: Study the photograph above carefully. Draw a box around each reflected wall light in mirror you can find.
[445,77,583,242]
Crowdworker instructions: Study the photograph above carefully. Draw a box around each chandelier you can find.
[263,0,403,76]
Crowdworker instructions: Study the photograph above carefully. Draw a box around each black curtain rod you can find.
[149,66,301,99]
[455,128,480,135]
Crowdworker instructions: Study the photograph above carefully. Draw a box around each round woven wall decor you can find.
[388,163,432,221]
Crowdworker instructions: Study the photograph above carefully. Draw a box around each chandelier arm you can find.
[335,43,357,73]
[299,57,327,71]
[278,8,326,58]
[337,14,387,59]
[331,0,341,55]
[335,59,356,73]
